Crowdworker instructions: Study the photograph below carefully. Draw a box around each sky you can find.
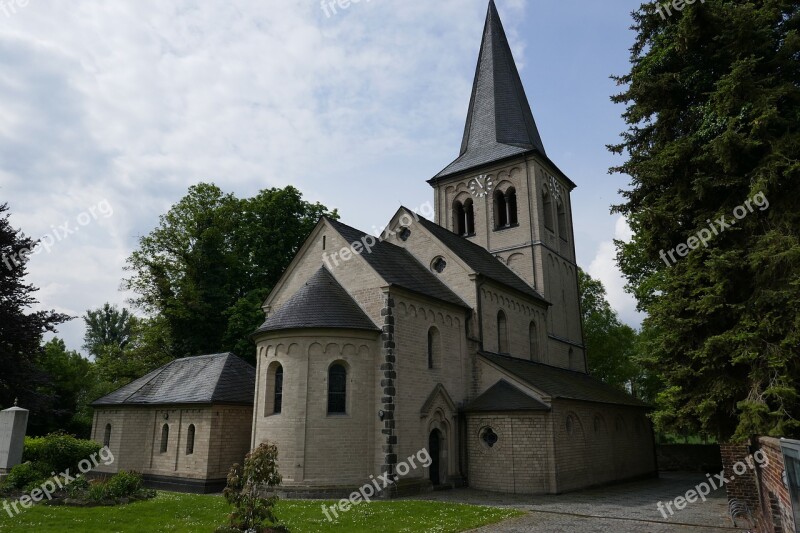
[0,0,646,354]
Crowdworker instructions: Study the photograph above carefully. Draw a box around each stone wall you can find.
[252,329,379,487]
[657,444,721,472]
[552,400,657,493]
[91,404,252,486]
[465,412,552,494]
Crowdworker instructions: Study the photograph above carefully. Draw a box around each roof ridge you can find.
[413,214,548,303]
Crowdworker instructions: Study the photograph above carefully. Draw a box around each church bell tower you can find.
[428,0,585,362]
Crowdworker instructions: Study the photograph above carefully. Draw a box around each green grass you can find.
[0,492,521,532]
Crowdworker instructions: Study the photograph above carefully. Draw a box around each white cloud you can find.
[586,215,645,328]
[1,0,524,351]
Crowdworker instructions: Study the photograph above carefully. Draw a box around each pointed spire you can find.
[433,1,546,180]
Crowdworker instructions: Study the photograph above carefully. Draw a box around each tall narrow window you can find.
[274,365,284,414]
[103,424,111,448]
[497,311,509,354]
[427,327,440,369]
[328,363,347,414]
[453,201,466,235]
[557,200,568,241]
[464,199,475,235]
[494,190,507,228]
[186,424,195,455]
[507,188,518,226]
[543,190,554,231]
[529,322,539,362]
[160,424,169,454]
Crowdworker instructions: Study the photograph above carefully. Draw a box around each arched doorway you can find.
[428,429,441,485]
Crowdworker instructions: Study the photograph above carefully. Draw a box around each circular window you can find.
[481,427,498,448]
[399,227,411,241]
[432,257,447,273]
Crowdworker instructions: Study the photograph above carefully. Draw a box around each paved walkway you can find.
[412,472,744,533]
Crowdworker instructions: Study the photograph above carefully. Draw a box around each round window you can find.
[432,257,447,273]
[481,427,498,448]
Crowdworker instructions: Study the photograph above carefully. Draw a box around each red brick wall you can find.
[721,438,796,533]
[754,438,795,533]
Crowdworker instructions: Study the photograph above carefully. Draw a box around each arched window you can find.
[542,189,554,231]
[463,199,475,236]
[328,363,347,414]
[494,190,508,228]
[453,201,465,236]
[506,188,518,226]
[529,322,539,362]
[274,365,283,414]
[427,327,440,369]
[103,424,111,448]
[186,424,195,455]
[497,311,509,354]
[557,199,567,241]
[160,424,169,454]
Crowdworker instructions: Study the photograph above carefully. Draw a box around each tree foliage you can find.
[610,0,800,440]
[33,339,94,437]
[222,442,282,532]
[579,269,639,392]
[83,303,137,358]
[0,203,70,417]
[123,184,335,364]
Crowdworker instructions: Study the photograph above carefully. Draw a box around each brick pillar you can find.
[720,443,760,514]
[379,293,397,497]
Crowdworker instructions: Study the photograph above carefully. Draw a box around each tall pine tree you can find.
[611,0,800,440]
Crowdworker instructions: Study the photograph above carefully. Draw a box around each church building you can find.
[249,1,656,496]
[90,1,656,496]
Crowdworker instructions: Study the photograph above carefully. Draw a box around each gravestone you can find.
[0,399,29,480]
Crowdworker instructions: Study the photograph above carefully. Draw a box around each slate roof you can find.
[255,267,379,334]
[433,1,546,180]
[91,353,255,407]
[464,379,550,412]
[414,214,548,304]
[480,352,649,408]
[326,217,468,309]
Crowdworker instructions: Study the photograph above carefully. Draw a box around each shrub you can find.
[87,479,108,502]
[222,442,282,531]
[23,433,102,475]
[104,471,143,499]
[5,462,47,490]
[63,476,90,497]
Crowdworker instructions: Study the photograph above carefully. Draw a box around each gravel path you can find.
[409,472,746,533]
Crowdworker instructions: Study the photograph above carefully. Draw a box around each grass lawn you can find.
[0,491,521,532]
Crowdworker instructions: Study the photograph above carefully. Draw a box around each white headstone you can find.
[0,401,29,475]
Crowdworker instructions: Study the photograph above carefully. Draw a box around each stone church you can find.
[250,1,656,496]
[91,1,656,495]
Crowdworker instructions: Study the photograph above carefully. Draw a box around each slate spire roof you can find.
[91,353,255,406]
[254,267,380,334]
[433,0,546,180]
